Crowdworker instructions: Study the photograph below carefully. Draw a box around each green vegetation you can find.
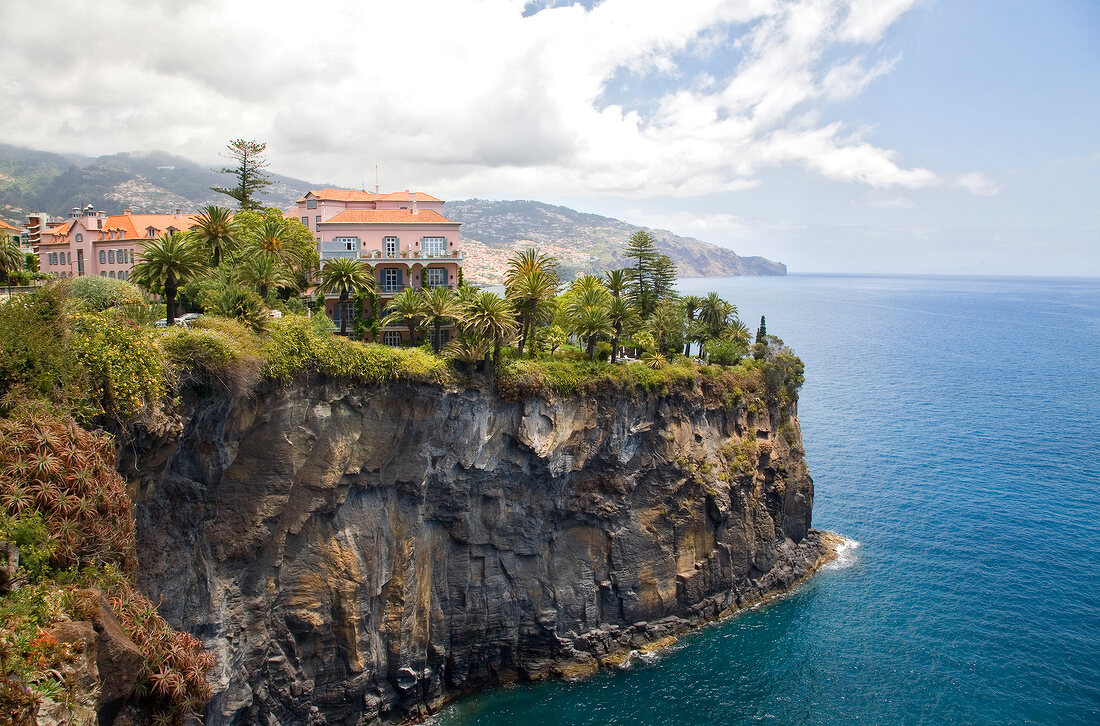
[0,400,212,723]
[0,177,805,720]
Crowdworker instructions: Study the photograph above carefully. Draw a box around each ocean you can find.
[433,275,1100,725]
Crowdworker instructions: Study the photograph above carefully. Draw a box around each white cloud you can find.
[0,0,933,199]
[955,172,1002,196]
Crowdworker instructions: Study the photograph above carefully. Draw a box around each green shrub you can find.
[495,356,697,402]
[703,337,748,366]
[261,315,449,385]
[65,276,144,311]
[161,317,263,395]
[0,284,71,399]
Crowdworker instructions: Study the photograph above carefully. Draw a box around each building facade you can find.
[37,205,199,280]
[292,189,463,343]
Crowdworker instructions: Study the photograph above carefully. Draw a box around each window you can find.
[334,237,358,252]
[118,270,126,281]
[315,215,321,227]
[118,230,126,239]
[384,236,398,257]
[147,227,156,238]
[425,268,447,288]
[109,271,116,279]
[75,233,83,243]
[117,249,125,262]
[108,250,115,264]
[100,272,106,277]
[421,237,445,257]
[382,268,399,292]
[99,251,106,264]
[306,199,317,209]
[382,331,403,346]
[301,216,308,227]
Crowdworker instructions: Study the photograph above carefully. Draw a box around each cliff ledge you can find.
[124,377,826,724]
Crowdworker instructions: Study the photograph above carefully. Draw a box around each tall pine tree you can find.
[211,139,273,211]
[624,230,659,318]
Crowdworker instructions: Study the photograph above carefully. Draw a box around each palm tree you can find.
[504,248,558,287]
[604,268,629,299]
[460,290,517,369]
[508,268,558,355]
[646,300,685,355]
[130,232,208,325]
[381,287,424,345]
[571,305,614,360]
[0,237,22,287]
[317,258,373,336]
[204,286,269,332]
[420,285,459,354]
[235,252,295,300]
[504,248,559,355]
[190,205,236,268]
[681,295,704,355]
[607,297,637,363]
[443,335,491,374]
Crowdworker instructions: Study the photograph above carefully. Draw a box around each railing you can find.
[319,282,455,298]
[361,250,464,260]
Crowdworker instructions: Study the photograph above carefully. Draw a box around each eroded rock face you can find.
[128,379,822,725]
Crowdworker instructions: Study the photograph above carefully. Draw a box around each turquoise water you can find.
[434,275,1100,725]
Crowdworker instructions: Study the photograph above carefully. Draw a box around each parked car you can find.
[154,313,203,328]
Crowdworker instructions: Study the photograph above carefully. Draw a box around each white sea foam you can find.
[823,535,861,570]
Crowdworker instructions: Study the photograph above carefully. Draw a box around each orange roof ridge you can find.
[323,209,459,225]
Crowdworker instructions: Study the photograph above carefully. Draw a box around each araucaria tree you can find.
[211,138,273,211]
[624,230,677,318]
[130,232,208,325]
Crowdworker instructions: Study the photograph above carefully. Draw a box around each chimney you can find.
[124,209,131,216]
[409,190,417,214]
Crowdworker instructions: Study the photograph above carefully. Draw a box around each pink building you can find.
[291,189,463,344]
[37,204,199,281]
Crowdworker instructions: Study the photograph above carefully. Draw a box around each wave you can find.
[823,535,861,570]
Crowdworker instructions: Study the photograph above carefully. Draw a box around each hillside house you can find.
[291,189,463,344]
[37,205,199,280]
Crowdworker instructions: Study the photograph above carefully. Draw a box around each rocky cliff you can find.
[124,377,826,724]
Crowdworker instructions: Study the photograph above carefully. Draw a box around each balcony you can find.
[361,250,464,261]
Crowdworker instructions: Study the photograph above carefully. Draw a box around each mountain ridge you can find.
[0,143,785,280]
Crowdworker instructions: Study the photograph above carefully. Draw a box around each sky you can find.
[1,0,1097,274]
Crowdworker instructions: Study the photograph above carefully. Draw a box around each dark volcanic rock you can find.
[127,380,824,724]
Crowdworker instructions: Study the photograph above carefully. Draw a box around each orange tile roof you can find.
[41,220,74,238]
[323,209,459,225]
[42,214,200,242]
[114,213,200,238]
[0,219,21,233]
[378,191,442,202]
[298,189,382,203]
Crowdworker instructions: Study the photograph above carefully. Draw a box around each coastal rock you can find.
[126,379,824,724]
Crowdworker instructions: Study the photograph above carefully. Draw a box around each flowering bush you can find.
[69,311,166,420]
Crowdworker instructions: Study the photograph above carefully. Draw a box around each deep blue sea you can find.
[434,275,1100,725]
